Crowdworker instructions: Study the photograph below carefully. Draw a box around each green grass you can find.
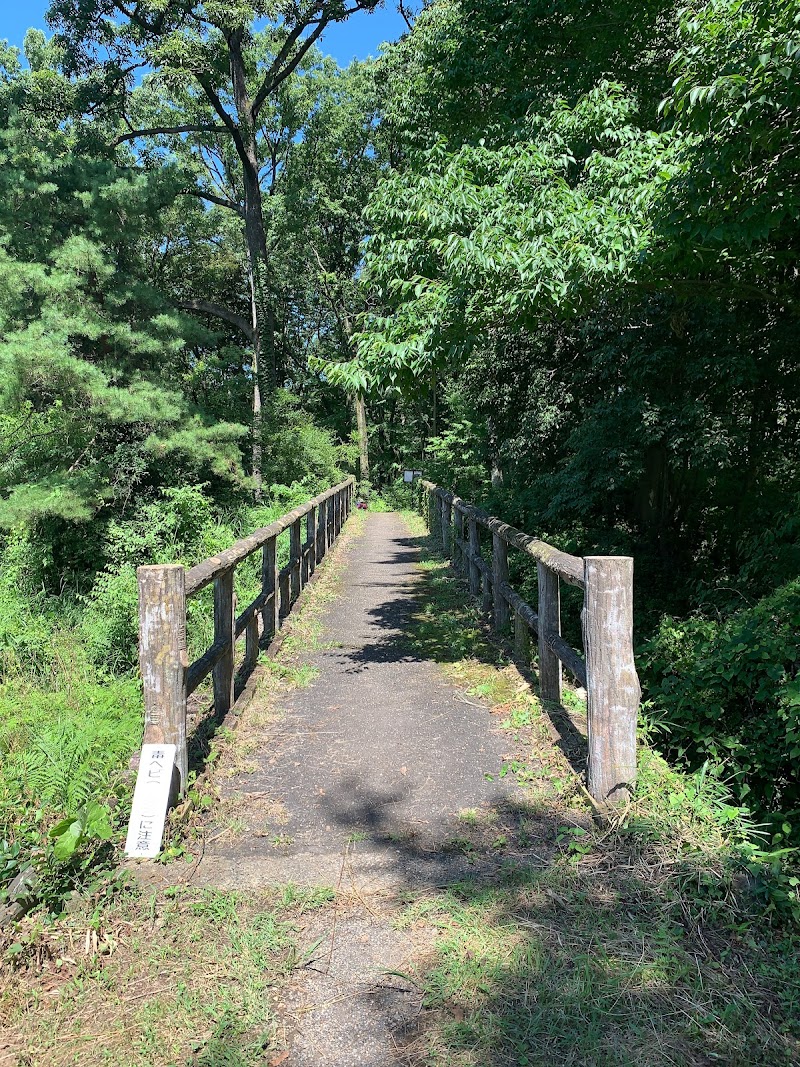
[1,882,334,1066]
[5,505,799,1065]
[398,868,800,1066]
[392,508,800,1067]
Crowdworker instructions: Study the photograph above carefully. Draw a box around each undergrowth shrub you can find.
[642,578,800,838]
[0,672,141,833]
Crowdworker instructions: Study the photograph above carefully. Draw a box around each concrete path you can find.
[195,513,529,1064]
[203,512,522,891]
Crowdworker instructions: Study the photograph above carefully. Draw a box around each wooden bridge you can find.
[125,477,639,858]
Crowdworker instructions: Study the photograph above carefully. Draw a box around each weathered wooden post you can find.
[279,548,290,621]
[481,553,492,615]
[244,604,259,673]
[492,531,509,631]
[537,562,562,703]
[290,517,302,603]
[137,564,188,794]
[262,536,278,642]
[582,557,640,807]
[441,495,452,557]
[317,498,327,562]
[453,506,464,573]
[468,514,480,597]
[212,567,236,718]
[514,611,530,667]
[306,505,317,581]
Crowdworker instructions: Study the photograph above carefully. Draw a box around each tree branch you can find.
[183,188,244,216]
[252,13,332,118]
[194,72,246,158]
[113,124,227,145]
[179,299,254,340]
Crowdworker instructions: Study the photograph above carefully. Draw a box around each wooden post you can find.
[453,507,464,573]
[537,562,562,703]
[137,565,188,796]
[290,517,302,603]
[481,555,492,615]
[212,566,235,718]
[582,556,640,806]
[317,498,327,562]
[514,612,530,667]
[244,612,259,674]
[468,515,480,597]
[279,564,290,621]
[262,536,278,642]
[306,505,316,580]
[441,497,452,557]
[492,533,510,631]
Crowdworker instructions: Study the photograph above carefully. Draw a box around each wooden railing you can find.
[418,481,640,808]
[126,478,354,857]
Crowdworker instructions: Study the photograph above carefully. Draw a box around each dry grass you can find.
[0,882,339,1067]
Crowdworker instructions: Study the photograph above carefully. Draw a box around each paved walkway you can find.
[195,513,528,1064]
[203,512,521,891]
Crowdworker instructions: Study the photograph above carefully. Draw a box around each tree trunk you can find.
[355,391,370,492]
[487,418,504,487]
[227,28,277,499]
[246,247,264,501]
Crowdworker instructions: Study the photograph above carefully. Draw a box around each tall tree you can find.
[49,0,379,495]
[0,37,246,539]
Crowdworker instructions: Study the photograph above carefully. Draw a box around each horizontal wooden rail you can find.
[418,480,640,808]
[126,477,355,858]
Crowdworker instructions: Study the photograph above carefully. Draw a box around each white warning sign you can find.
[124,744,177,858]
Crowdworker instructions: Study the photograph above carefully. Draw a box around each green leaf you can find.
[82,801,113,841]
[50,818,84,862]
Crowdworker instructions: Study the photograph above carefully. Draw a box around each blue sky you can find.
[0,2,409,66]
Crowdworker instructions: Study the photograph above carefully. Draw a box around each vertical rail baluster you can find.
[468,514,480,597]
[213,566,235,718]
[514,611,531,668]
[290,517,302,603]
[453,506,464,574]
[492,532,509,631]
[537,562,561,703]
[262,535,278,643]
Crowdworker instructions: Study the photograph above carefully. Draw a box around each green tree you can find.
[0,43,245,556]
[49,0,379,496]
